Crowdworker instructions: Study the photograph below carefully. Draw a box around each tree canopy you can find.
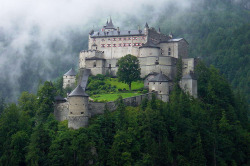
[117,54,141,91]
[0,63,249,166]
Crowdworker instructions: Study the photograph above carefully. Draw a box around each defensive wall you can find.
[54,92,157,121]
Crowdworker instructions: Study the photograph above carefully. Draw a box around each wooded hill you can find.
[0,62,249,166]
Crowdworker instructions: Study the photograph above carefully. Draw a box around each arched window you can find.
[93,62,96,67]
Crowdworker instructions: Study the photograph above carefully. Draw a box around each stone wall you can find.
[180,79,197,98]
[63,75,76,89]
[88,34,147,59]
[178,39,188,58]
[89,92,156,116]
[54,102,69,121]
[182,58,197,75]
[79,50,104,69]
[68,115,89,129]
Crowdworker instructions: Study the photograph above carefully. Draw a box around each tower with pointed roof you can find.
[63,68,76,89]
[68,85,89,129]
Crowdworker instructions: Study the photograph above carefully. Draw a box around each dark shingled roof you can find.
[91,29,145,37]
[64,68,76,76]
[140,32,160,49]
[140,40,160,48]
[105,17,115,29]
[149,72,170,82]
[55,95,67,102]
[69,85,89,97]
[182,72,197,80]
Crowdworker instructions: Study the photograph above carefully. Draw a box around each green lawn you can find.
[91,92,141,102]
[105,78,144,90]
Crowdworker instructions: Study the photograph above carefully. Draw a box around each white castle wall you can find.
[182,58,197,75]
[88,35,147,59]
[63,75,76,89]
[180,79,197,98]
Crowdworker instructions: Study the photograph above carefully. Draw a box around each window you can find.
[128,43,131,46]
[107,44,111,47]
[155,61,159,65]
[93,62,96,67]
[123,43,126,47]
[168,48,171,55]
[123,38,126,40]
[128,37,131,40]
[119,43,122,47]
[133,37,137,40]
[101,44,105,47]
[113,38,116,41]
[113,44,116,47]
[70,112,72,114]
[109,64,111,68]
[108,38,111,41]
[81,112,83,114]
[101,39,105,41]
[119,38,122,41]
[93,38,96,41]
[68,80,70,83]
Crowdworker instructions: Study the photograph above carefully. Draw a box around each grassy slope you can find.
[91,93,142,102]
[90,78,145,102]
[105,78,144,90]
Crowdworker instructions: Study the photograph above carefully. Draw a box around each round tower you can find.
[68,85,89,129]
[63,68,76,89]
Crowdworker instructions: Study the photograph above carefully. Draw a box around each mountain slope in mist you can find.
[0,0,249,103]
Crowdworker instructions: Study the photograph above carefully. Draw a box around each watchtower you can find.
[63,68,76,89]
[68,85,89,129]
[149,72,171,102]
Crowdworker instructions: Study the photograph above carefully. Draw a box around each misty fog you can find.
[0,0,248,102]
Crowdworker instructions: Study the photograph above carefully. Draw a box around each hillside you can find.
[0,64,249,165]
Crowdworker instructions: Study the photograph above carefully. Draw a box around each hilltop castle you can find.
[55,18,198,129]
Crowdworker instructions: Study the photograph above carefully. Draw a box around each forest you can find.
[0,62,249,165]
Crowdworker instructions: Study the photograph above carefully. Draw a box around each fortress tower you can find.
[149,72,172,102]
[63,68,76,89]
[68,85,89,129]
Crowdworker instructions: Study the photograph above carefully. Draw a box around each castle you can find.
[54,18,198,129]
